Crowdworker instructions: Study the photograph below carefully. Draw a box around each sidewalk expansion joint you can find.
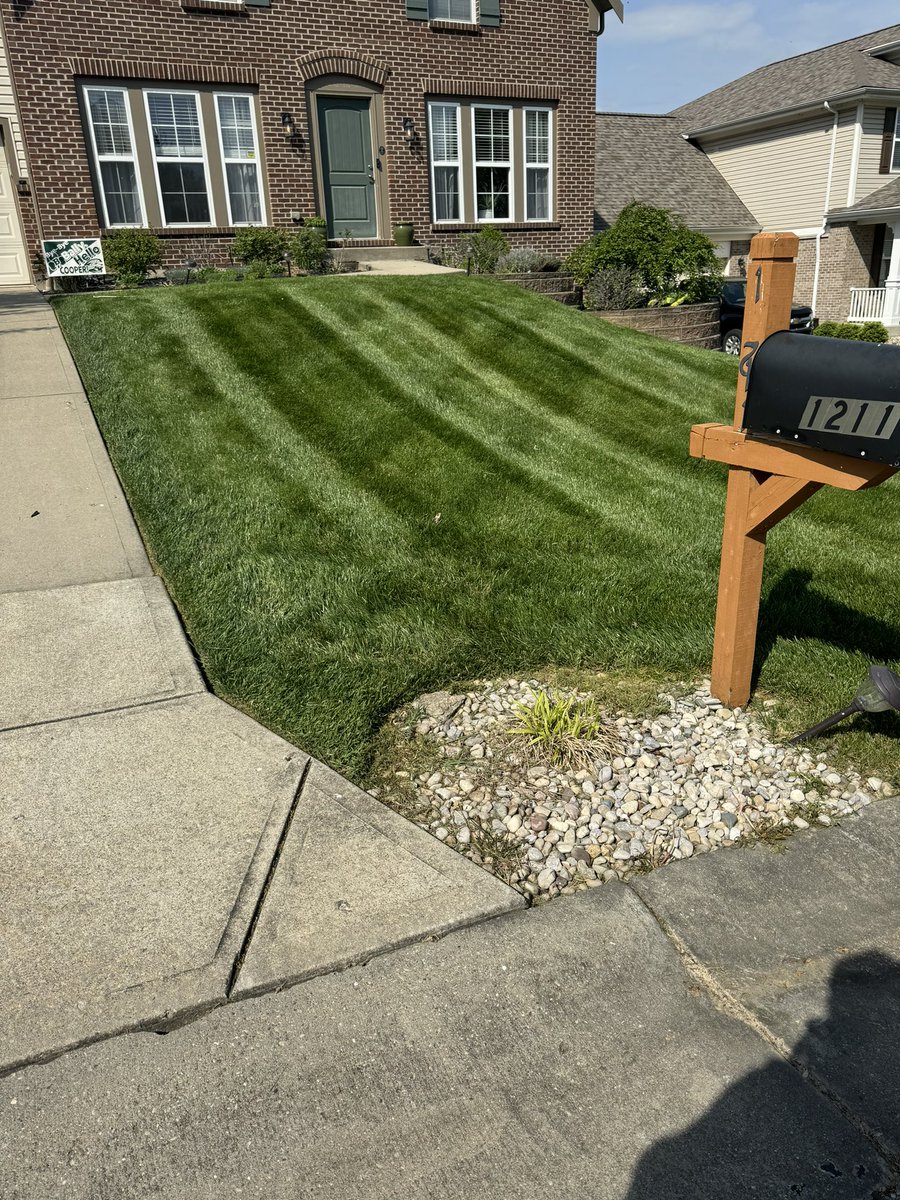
[626,884,900,1182]
[226,755,312,999]
[0,692,203,737]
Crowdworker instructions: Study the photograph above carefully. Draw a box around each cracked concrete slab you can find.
[233,760,525,998]
[0,391,150,592]
[0,886,889,1199]
[0,577,204,730]
[0,694,306,1076]
[631,800,900,1158]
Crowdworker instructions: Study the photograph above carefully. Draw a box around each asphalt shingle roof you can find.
[594,113,758,231]
[671,24,900,132]
[830,173,900,218]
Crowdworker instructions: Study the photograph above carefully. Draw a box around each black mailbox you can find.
[743,332,900,467]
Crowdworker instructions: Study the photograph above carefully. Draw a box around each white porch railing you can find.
[848,287,887,323]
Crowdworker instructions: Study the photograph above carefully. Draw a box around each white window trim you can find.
[471,103,514,224]
[213,91,267,227]
[83,85,147,229]
[428,100,462,225]
[523,106,553,223]
[429,0,476,23]
[893,108,900,174]
[143,88,215,228]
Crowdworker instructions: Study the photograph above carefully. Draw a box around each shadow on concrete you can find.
[626,952,900,1199]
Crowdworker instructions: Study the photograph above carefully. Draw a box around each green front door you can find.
[317,96,377,239]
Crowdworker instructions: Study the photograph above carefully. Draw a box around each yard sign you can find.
[690,232,896,706]
[42,238,105,278]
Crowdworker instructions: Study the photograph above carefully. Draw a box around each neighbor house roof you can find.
[594,113,758,233]
[672,24,900,133]
[828,174,900,221]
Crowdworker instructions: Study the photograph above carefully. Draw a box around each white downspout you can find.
[811,100,839,317]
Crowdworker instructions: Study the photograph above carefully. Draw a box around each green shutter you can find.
[244,0,271,6]
[407,0,429,19]
[479,0,501,26]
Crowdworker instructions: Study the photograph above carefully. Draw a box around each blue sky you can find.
[597,0,899,113]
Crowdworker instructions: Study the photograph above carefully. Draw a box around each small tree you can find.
[565,203,722,303]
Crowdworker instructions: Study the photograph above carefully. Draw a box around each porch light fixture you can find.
[789,664,900,743]
[280,112,296,136]
[402,117,415,141]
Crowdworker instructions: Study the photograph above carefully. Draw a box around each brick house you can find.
[0,0,622,283]
[595,24,900,328]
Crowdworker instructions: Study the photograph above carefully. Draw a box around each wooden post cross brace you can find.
[690,233,895,707]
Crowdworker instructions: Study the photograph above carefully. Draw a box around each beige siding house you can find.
[0,14,30,283]
[669,24,900,326]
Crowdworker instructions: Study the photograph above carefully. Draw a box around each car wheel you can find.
[722,330,742,356]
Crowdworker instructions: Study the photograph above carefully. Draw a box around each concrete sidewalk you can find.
[3,806,900,1199]
[0,285,522,1076]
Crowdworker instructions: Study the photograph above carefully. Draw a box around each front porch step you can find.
[334,245,429,262]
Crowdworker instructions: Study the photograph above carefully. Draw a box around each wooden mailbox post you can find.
[691,232,897,707]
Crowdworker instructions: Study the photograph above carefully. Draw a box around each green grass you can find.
[53,277,900,781]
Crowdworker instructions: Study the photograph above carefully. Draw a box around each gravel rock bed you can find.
[375,679,895,901]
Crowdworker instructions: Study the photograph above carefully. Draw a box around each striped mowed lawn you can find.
[54,276,900,781]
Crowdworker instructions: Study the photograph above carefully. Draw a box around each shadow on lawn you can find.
[755,568,900,689]
[626,952,900,1198]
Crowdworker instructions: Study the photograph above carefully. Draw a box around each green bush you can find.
[231,227,288,265]
[304,215,327,229]
[102,229,161,285]
[289,226,331,274]
[244,259,284,280]
[458,226,510,275]
[858,321,890,343]
[813,320,888,343]
[564,202,722,304]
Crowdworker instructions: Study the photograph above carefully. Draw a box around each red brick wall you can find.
[1,0,597,266]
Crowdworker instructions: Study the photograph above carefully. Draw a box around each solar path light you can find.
[789,665,900,744]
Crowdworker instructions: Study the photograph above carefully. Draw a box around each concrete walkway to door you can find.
[0,284,521,1077]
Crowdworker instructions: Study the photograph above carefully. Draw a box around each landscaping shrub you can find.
[496,247,560,274]
[813,320,889,343]
[583,266,644,312]
[458,226,510,274]
[244,259,284,280]
[102,229,161,287]
[564,202,722,304]
[231,226,288,265]
[304,215,327,228]
[289,225,331,274]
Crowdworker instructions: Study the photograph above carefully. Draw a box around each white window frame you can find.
[429,0,475,22]
[213,91,266,227]
[893,108,900,173]
[471,103,514,224]
[523,106,553,223]
[143,88,215,228]
[83,85,146,229]
[428,101,462,224]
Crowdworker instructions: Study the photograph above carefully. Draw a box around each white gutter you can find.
[811,100,839,318]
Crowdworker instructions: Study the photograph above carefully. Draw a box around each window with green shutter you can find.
[406,0,430,19]
[479,0,501,27]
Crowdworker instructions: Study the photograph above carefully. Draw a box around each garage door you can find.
[0,131,29,284]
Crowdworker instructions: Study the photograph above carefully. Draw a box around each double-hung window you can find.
[429,102,461,222]
[524,108,552,221]
[84,88,143,227]
[894,109,900,172]
[146,91,211,225]
[216,94,264,225]
[473,105,511,221]
[429,0,475,20]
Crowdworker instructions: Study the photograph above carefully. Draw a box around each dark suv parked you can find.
[720,279,815,354]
